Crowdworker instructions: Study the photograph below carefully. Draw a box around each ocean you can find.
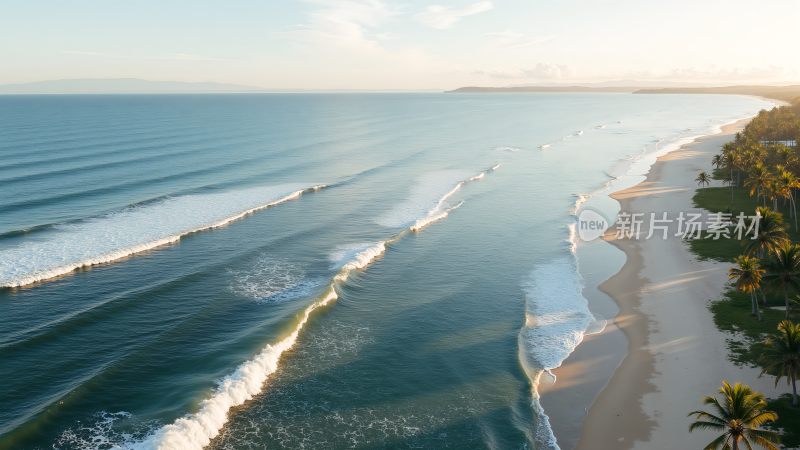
[0,93,772,449]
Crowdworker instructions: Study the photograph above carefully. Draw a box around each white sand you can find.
[571,121,784,449]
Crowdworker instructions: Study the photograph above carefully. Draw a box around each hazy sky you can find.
[3,0,799,89]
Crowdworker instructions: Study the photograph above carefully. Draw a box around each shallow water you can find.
[0,93,771,449]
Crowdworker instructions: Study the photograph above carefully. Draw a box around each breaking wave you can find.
[0,183,325,288]
[128,242,390,450]
[379,165,498,233]
[123,165,498,450]
[519,256,596,450]
[521,257,594,374]
[495,146,521,152]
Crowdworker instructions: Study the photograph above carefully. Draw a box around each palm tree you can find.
[745,209,789,306]
[697,171,712,187]
[760,320,800,407]
[726,145,742,189]
[694,170,711,186]
[721,145,737,207]
[764,242,800,319]
[713,154,724,170]
[777,169,799,230]
[729,146,745,187]
[745,164,773,206]
[729,256,765,320]
[745,207,788,260]
[689,381,780,450]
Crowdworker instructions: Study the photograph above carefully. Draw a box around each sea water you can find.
[0,93,772,449]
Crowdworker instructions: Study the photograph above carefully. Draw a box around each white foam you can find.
[494,146,520,152]
[329,242,379,267]
[570,193,590,216]
[407,165,497,232]
[410,201,464,232]
[566,223,578,254]
[567,194,591,253]
[0,183,324,288]
[377,165,497,231]
[521,256,595,450]
[332,242,388,282]
[375,170,470,229]
[521,256,594,373]
[229,256,320,304]
[539,144,551,150]
[57,412,141,449]
[527,371,560,450]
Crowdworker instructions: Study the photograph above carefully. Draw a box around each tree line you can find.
[690,99,800,449]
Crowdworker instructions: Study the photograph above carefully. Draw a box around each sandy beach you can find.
[541,119,786,450]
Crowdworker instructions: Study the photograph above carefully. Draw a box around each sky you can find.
[2,0,799,90]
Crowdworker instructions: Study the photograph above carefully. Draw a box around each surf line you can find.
[130,164,499,450]
[2,184,327,289]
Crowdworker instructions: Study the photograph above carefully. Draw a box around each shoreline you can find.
[540,117,786,449]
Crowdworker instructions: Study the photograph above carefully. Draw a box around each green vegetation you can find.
[710,290,787,366]
[764,244,800,319]
[687,100,800,447]
[760,321,800,406]
[694,186,760,216]
[690,235,748,262]
[729,255,765,320]
[767,395,800,447]
[691,187,800,262]
[689,380,781,450]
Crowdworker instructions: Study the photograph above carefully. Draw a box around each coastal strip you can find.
[541,120,786,449]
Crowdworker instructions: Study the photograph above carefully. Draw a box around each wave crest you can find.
[0,184,325,288]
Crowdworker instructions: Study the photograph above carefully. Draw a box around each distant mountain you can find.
[0,78,263,94]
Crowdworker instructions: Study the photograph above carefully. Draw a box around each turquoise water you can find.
[0,93,771,449]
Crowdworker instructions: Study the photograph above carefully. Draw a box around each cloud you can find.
[280,0,394,52]
[474,63,572,80]
[416,1,493,30]
[485,31,556,49]
[274,0,458,89]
